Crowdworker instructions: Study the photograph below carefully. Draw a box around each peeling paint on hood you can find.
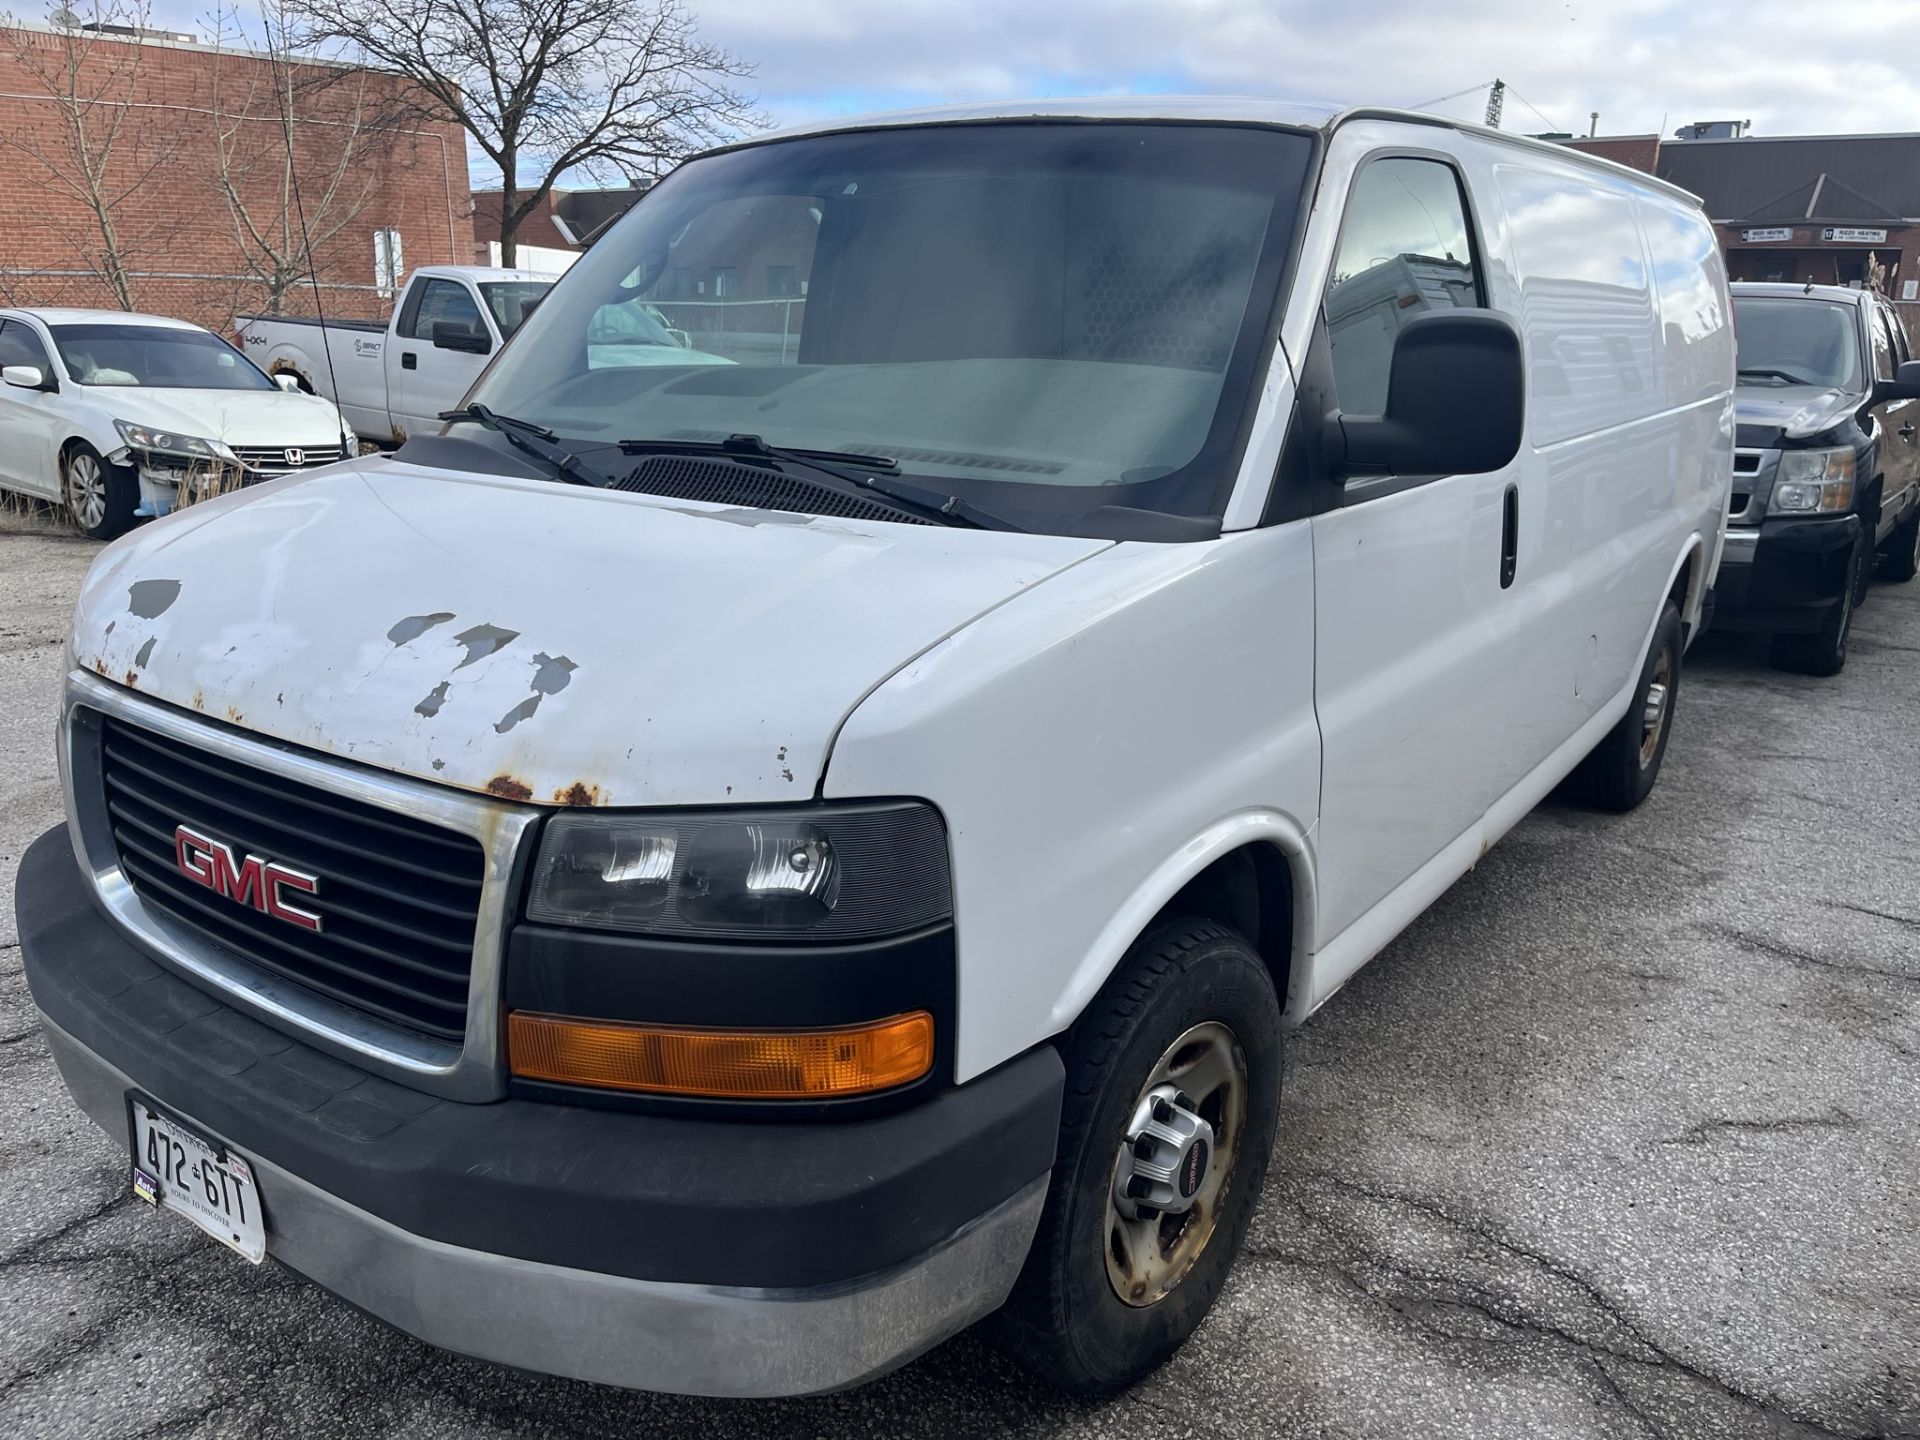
[69,458,1111,806]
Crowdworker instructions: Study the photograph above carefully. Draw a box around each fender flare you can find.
[1045,809,1320,1037]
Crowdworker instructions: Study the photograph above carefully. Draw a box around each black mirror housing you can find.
[432,322,491,354]
[1333,309,1525,477]
[1876,359,1920,403]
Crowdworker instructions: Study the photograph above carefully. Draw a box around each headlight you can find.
[527,802,951,940]
[113,419,233,464]
[1769,448,1854,515]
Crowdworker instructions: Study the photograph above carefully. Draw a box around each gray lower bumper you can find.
[40,1015,1047,1398]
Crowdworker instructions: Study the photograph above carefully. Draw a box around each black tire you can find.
[1881,507,1920,583]
[1568,601,1683,813]
[62,441,138,540]
[993,916,1283,1395]
[1771,535,1865,677]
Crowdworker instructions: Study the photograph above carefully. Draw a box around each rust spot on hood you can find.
[227,706,246,725]
[124,669,139,688]
[486,774,534,802]
[554,782,601,807]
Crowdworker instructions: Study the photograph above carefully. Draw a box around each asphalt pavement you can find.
[2,504,1916,1439]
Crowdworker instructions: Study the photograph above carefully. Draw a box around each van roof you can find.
[750,96,1705,209]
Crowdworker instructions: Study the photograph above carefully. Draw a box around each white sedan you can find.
[0,308,353,538]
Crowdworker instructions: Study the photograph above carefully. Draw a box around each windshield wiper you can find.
[1737,367,1818,386]
[440,404,606,488]
[616,432,1024,531]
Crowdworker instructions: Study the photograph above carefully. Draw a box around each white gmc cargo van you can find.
[19,98,1733,1398]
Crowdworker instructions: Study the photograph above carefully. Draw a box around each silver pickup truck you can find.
[236,266,555,445]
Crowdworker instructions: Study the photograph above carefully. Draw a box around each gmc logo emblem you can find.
[172,824,322,932]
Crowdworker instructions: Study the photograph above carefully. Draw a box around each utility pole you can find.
[1484,78,1505,129]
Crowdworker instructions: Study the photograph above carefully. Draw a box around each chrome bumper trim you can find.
[42,1015,1047,1398]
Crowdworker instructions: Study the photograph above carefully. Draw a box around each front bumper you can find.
[17,826,1062,1396]
[1711,514,1861,634]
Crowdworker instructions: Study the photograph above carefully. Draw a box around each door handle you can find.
[400,351,418,370]
[1900,423,1915,440]
[1500,483,1518,589]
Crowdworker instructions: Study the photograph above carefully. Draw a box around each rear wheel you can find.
[62,442,137,540]
[994,917,1282,1394]
[1772,534,1865,677]
[1569,601,1682,812]
[1881,508,1920,583]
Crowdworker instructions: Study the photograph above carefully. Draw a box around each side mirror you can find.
[2,364,51,392]
[1875,359,1920,403]
[432,321,491,355]
[1332,310,1525,478]
[274,373,303,393]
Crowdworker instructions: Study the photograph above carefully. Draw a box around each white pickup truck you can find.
[236,266,555,445]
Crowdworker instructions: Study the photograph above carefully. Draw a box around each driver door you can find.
[1870,301,1920,533]
[0,319,64,498]
[385,277,494,439]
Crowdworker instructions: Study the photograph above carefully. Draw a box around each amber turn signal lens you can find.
[507,1010,936,1098]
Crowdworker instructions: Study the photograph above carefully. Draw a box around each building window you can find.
[767,265,800,298]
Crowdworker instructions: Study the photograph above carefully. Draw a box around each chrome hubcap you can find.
[1639,650,1672,768]
[65,453,105,529]
[1105,1021,1247,1308]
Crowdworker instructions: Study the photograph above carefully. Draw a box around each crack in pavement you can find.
[1260,1172,1878,1439]
[1695,924,1920,986]
[1659,1109,1859,1147]
[1824,901,1920,932]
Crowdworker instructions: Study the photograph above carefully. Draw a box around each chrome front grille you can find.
[230,444,345,477]
[61,674,540,1100]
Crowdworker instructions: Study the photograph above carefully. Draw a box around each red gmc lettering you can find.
[172,824,322,932]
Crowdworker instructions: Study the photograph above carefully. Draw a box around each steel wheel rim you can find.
[65,453,106,529]
[1104,1021,1247,1307]
[1639,647,1672,767]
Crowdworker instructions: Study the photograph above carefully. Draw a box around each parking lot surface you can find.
[2,507,1916,1439]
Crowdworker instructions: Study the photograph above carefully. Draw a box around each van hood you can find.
[71,458,1109,806]
[96,386,348,449]
[1734,384,1858,444]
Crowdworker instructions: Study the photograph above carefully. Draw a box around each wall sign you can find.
[1904,280,1918,301]
[1741,227,1794,243]
[1822,227,1888,244]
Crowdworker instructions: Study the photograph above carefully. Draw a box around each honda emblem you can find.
[173,824,322,931]
[283,448,305,467]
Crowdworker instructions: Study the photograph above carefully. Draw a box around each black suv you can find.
[1719,282,1920,674]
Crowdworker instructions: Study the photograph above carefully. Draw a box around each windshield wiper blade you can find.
[615,432,1024,531]
[440,404,606,488]
[1736,367,1816,385]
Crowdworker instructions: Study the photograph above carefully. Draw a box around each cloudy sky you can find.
[141,0,1917,145]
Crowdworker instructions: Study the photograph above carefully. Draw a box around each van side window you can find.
[1893,307,1914,365]
[406,280,485,341]
[1869,304,1895,382]
[1325,158,1482,416]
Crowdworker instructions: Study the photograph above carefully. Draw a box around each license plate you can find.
[127,1095,266,1263]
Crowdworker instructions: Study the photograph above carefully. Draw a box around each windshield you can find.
[1732,297,1863,389]
[479,281,552,339]
[51,324,274,390]
[466,122,1313,533]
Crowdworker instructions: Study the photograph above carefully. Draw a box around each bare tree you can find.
[0,0,186,308]
[203,7,387,314]
[279,0,759,266]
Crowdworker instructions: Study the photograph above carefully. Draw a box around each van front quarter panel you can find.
[825,525,1321,1082]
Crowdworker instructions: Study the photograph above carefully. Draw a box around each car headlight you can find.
[526,802,951,940]
[1769,448,1854,515]
[112,419,233,465]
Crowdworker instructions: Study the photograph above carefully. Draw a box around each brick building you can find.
[0,21,470,330]
[469,183,651,264]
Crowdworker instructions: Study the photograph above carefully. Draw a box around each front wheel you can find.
[1569,601,1683,812]
[993,917,1282,1394]
[62,442,138,540]
[1771,534,1865,677]
[1880,507,1920,583]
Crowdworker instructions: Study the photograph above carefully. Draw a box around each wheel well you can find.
[1162,843,1296,1006]
[1669,549,1698,639]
